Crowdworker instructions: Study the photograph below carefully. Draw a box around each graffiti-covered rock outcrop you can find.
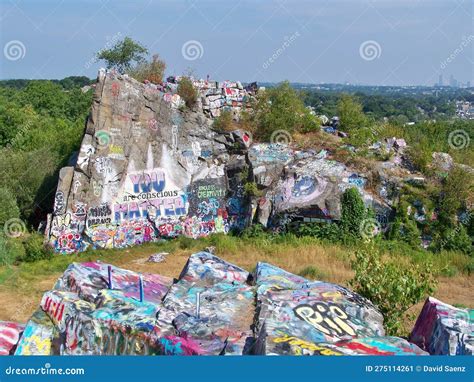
[9,253,431,356]
[46,70,392,253]
[410,297,474,355]
[47,71,255,253]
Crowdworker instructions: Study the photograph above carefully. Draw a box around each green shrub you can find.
[177,77,198,108]
[337,94,369,133]
[252,81,319,140]
[244,181,260,196]
[439,225,472,255]
[0,187,20,226]
[350,247,437,335]
[22,234,50,262]
[297,222,342,242]
[128,54,166,84]
[212,110,234,131]
[241,224,267,239]
[388,217,421,248]
[0,234,26,266]
[340,188,367,236]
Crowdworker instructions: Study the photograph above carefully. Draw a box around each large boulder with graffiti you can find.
[46,70,253,254]
[9,252,430,356]
[410,297,473,355]
[46,70,392,253]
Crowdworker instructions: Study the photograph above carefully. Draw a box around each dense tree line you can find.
[0,80,92,228]
[302,89,458,122]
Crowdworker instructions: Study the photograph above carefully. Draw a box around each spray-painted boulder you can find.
[158,252,254,354]
[55,261,173,304]
[253,262,386,355]
[410,297,473,355]
[15,310,57,355]
[0,322,24,355]
[269,335,427,356]
[11,253,430,356]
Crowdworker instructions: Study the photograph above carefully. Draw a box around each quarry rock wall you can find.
[46,70,391,254]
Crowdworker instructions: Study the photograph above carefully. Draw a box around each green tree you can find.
[337,94,368,132]
[253,81,319,140]
[97,37,148,73]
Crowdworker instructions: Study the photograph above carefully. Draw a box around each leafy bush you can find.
[0,235,26,266]
[297,222,342,242]
[439,226,472,255]
[252,81,319,140]
[128,54,166,84]
[0,187,20,226]
[244,181,260,196]
[212,110,234,131]
[21,234,50,262]
[177,77,198,108]
[241,224,267,239]
[340,188,368,237]
[388,202,421,248]
[388,218,420,248]
[350,247,437,335]
[437,166,473,228]
[337,94,369,132]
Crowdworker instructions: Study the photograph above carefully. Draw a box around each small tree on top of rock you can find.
[97,37,148,73]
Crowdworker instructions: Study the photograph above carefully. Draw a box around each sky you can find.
[0,0,473,86]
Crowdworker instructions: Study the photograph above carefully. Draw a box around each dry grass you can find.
[0,235,471,331]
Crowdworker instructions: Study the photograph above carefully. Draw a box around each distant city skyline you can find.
[0,0,472,86]
[436,73,471,88]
